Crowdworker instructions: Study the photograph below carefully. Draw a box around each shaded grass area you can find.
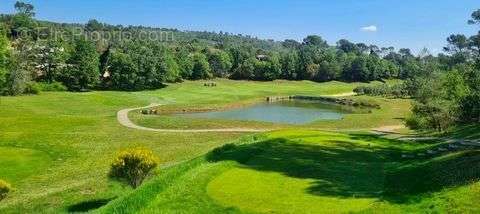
[444,125,480,140]
[103,130,480,213]
[386,151,480,199]
[67,197,116,213]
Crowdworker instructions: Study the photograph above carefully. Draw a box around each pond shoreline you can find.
[266,95,381,109]
[141,93,374,116]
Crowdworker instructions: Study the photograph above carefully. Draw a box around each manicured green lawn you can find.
[102,130,480,213]
[0,147,52,185]
[0,79,376,213]
[3,79,477,213]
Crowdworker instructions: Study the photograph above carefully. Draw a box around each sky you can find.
[1,0,479,54]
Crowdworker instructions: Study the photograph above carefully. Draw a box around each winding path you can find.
[117,103,270,133]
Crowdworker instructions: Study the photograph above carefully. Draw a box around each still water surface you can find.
[181,100,365,125]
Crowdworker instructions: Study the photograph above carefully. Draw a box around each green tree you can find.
[297,45,320,80]
[303,35,328,48]
[60,39,100,91]
[445,34,469,54]
[343,55,369,81]
[191,53,212,80]
[208,49,232,77]
[85,19,104,32]
[175,46,194,79]
[316,60,341,82]
[407,70,469,131]
[468,9,480,25]
[229,46,252,72]
[159,49,180,82]
[14,1,35,17]
[33,40,68,83]
[231,57,255,80]
[108,51,137,90]
[315,50,341,82]
[280,51,299,80]
[11,1,37,39]
[253,53,281,81]
[459,64,480,122]
[6,39,32,95]
[381,60,400,79]
[337,39,359,54]
[0,26,10,93]
[269,53,282,79]
[282,39,301,49]
[356,43,370,54]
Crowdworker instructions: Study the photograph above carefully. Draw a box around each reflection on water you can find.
[180,100,369,125]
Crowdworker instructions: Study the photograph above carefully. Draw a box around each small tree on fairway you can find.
[109,148,158,188]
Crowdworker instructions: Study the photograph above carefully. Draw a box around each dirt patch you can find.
[371,125,405,134]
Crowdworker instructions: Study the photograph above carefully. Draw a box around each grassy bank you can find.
[100,130,480,213]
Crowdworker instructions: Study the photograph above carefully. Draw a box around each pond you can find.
[180,100,368,125]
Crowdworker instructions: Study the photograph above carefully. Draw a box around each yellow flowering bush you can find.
[109,148,159,188]
[0,179,11,201]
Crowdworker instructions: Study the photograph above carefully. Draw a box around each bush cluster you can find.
[354,83,408,98]
[0,179,11,201]
[24,82,41,94]
[109,148,159,189]
[36,81,68,92]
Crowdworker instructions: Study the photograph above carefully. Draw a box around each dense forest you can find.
[0,1,479,132]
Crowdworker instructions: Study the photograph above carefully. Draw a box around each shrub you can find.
[109,148,159,188]
[24,82,41,95]
[354,83,408,98]
[37,81,68,92]
[0,179,11,201]
[352,97,381,109]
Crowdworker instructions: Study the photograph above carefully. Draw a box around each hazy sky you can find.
[1,0,479,54]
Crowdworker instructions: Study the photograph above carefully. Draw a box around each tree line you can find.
[0,1,427,94]
[405,9,480,132]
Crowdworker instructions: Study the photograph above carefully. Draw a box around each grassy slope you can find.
[101,130,480,214]
[0,79,377,213]
[445,125,480,140]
